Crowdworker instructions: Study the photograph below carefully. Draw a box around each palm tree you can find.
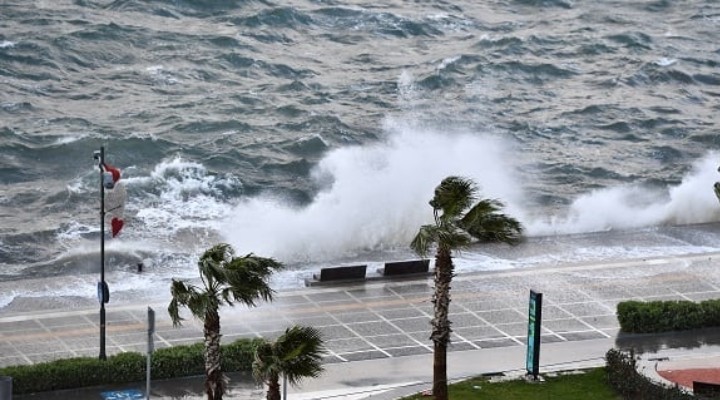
[411,176,522,400]
[168,243,282,400]
[253,325,326,400]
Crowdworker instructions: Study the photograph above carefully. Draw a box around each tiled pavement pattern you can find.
[1,252,720,368]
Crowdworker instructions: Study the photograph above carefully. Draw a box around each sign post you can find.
[147,307,155,400]
[526,290,543,380]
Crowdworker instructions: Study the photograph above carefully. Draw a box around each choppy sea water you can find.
[1,0,720,311]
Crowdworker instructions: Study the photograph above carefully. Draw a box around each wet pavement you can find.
[3,249,720,398]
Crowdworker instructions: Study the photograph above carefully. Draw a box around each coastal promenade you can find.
[3,246,720,398]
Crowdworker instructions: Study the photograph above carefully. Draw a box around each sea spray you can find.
[221,123,525,262]
[526,153,720,235]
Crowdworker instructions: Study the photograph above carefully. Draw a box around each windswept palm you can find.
[168,243,282,400]
[253,325,326,400]
[411,176,522,400]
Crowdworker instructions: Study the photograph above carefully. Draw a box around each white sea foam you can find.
[0,41,15,49]
[132,157,239,234]
[656,57,677,67]
[221,121,524,262]
[527,153,720,235]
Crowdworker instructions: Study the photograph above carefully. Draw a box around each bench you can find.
[379,259,430,277]
[694,381,720,397]
[313,265,367,282]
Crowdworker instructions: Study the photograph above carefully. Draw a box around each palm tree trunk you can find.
[204,310,226,400]
[267,372,281,400]
[431,246,453,400]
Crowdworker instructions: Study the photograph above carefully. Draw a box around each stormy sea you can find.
[1,0,720,311]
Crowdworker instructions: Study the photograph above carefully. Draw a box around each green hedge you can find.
[605,348,692,400]
[617,299,720,333]
[0,338,263,395]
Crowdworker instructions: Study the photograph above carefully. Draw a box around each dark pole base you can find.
[99,303,106,360]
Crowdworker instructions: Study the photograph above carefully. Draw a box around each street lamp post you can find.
[94,146,108,360]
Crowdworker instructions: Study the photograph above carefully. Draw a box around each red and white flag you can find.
[103,163,126,238]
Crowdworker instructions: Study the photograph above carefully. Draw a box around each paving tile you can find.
[285,314,337,327]
[378,308,424,320]
[367,334,421,349]
[449,312,485,328]
[247,319,290,333]
[274,295,312,306]
[581,315,620,329]
[325,338,374,353]
[347,321,401,336]
[537,306,574,321]
[541,290,593,304]
[561,331,608,341]
[333,311,380,324]
[155,328,204,341]
[459,300,511,312]
[12,339,66,355]
[0,320,43,334]
[61,336,102,350]
[685,292,720,301]
[476,309,524,325]
[385,346,431,357]
[38,315,92,329]
[110,332,147,346]
[540,335,565,344]
[321,355,345,364]
[389,317,430,333]
[447,342,476,352]
[543,319,592,333]
[317,325,356,340]
[305,291,355,303]
[493,322,529,336]
[474,338,520,348]
[560,302,614,317]
[453,325,507,341]
[388,284,432,295]
[340,350,389,362]
[346,287,398,299]
[642,294,689,302]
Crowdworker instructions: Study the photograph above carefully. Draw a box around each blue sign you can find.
[101,389,144,400]
[526,290,543,379]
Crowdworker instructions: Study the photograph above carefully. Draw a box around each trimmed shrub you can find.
[605,348,693,400]
[0,338,261,395]
[617,299,720,333]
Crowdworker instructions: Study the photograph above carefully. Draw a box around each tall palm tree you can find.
[253,325,326,400]
[168,243,282,400]
[411,176,522,400]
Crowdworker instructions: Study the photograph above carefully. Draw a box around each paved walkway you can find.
[3,246,720,398]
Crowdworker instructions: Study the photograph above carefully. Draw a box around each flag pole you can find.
[97,146,107,361]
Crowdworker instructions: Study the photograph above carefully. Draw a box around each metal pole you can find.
[283,374,287,400]
[99,146,107,361]
[147,307,155,400]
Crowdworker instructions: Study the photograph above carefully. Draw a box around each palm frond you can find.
[410,224,439,257]
[429,176,476,219]
[198,243,234,289]
[460,199,523,244]
[252,325,326,389]
[168,279,198,326]
[224,254,282,306]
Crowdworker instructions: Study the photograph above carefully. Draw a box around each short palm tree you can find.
[168,243,282,400]
[411,176,522,400]
[253,325,326,400]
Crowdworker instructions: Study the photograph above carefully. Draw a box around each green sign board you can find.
[526,290,543,379]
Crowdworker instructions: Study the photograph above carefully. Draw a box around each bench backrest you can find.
[383,259,430,276]
[318,265,367,281]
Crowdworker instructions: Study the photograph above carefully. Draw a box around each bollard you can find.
[0,376,12,400]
